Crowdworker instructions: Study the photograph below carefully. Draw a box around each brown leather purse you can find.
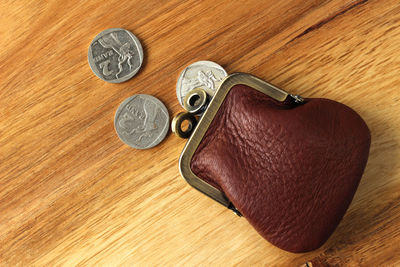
[173,73,370,253]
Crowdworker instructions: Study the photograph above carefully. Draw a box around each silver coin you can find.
[176,61,228,107]
[88,28,143,83]
[114,94,169,149]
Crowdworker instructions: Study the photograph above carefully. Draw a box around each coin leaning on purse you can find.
[173,73,370,253]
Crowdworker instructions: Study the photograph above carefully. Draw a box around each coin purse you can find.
[173,73,371,253]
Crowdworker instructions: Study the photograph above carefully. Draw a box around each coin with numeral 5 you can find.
[114,94,169,149]
[88,28,143,83]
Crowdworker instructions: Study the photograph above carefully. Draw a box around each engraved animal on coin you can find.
[176,61,228,107]
[182,70,221,95]
[98,32,134,78]
[115,95,169,149]
[119,98,159,140]
[88,28,143,83]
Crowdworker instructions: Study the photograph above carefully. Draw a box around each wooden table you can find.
[1,0,400,265]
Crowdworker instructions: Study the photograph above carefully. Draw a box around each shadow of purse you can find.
[173,73,371,253]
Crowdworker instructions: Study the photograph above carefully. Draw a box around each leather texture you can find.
[191,84,371,253]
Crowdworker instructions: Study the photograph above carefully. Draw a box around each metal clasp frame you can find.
[172,73,304,215]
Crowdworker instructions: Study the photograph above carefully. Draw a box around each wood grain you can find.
[1,0,399,265]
